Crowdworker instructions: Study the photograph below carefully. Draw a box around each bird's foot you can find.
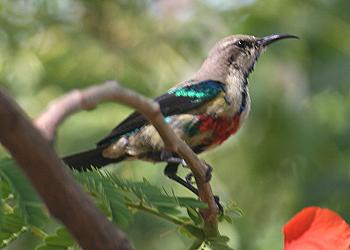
[185,162,213,184]
[164,163,223,214]
[164,163,199,195]
[161,151,187,166]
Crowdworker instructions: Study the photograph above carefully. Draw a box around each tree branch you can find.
[0,87,134,250]
[36,81,219,229]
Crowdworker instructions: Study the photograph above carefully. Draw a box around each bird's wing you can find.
[97,80,225,146]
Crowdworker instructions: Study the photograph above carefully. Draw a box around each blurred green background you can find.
[1,0,350,249]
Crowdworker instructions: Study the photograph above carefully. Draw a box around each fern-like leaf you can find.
[0,158,47,227]
[35,227,76,250]
[0,208,27,248]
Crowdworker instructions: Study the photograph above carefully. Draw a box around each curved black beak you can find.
[257,34,299,47]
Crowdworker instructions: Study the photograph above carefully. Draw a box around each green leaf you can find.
[108,191,131,228]
[0,209,27,248]
[1,179,12,201]
[220,215,233,224]
[206,235,233,250]
[177,197,208,209]
[229,206,243,218]
[188,239,204,250]
[187,207,203,225]
[36,245,68,250]
[0,158,47,227]
[225,202,244,218]
[183,225,205,239]
[74,170,132,228]
[207,235,230,243]
[207,242,233,250]
[35,227,75,250]
[145,193,176,207]
[0,176,3,225]
[157,206,181,215]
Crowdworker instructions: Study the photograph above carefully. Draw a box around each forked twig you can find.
[36,81,219,226]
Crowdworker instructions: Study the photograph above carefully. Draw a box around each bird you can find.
[63,34,298,198]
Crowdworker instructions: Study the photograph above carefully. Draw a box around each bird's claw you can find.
[214,195,224,215]
[178,167,223,214]
[185,162,213,184]
[204,163,213,182]
[185,172,194,184]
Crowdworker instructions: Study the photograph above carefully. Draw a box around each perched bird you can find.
[63,34,298,196]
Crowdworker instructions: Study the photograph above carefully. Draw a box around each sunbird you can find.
[64,34,298,198]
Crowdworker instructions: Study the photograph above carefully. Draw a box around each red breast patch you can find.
[198,115,241,144]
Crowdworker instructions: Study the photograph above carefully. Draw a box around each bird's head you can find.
[196,34,298,82]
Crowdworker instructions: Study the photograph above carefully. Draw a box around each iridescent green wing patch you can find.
[168,80,224,101]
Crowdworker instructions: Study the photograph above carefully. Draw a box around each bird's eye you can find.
[234,40,251,49]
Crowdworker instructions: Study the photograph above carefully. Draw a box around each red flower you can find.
[284,207,350,250]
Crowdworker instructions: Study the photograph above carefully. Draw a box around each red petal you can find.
[284,207,350,250]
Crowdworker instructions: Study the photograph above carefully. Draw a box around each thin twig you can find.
[0,88,134,250]
[35,81,219,231]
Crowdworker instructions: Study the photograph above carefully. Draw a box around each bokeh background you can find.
[1,0,350,249]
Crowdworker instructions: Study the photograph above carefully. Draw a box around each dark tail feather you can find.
[62,146,125,171]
